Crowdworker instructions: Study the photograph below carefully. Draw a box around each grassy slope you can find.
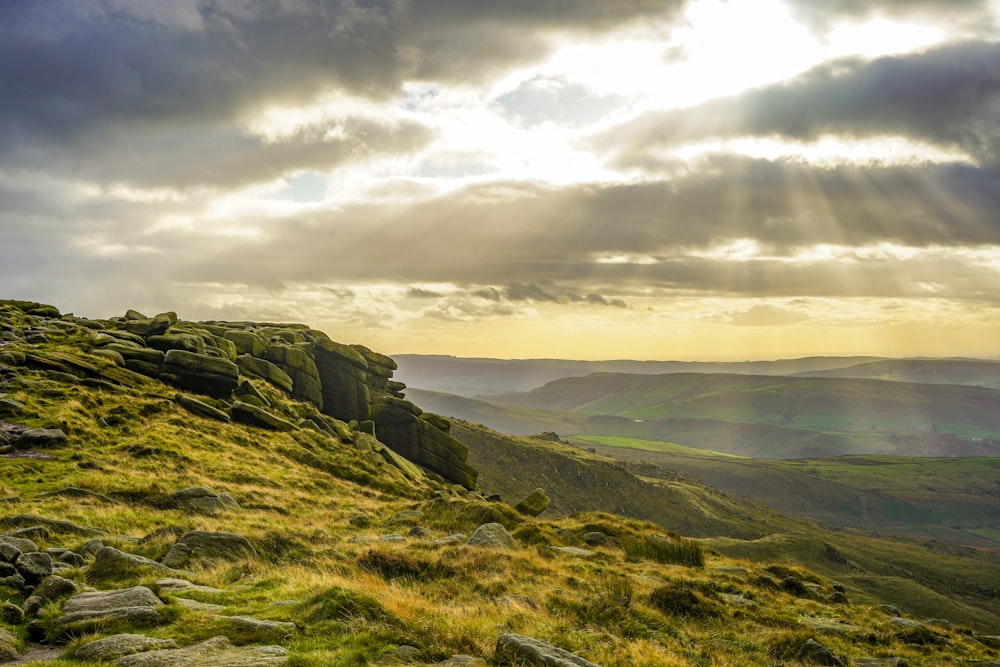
[454,422,1000,633]
[0,315,998,664]
[571,435,1000,549]
[798,358,1000,388]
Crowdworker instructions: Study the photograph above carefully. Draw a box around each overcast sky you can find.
[3,0,999,360]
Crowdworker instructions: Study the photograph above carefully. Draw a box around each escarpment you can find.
[0,301,477,489]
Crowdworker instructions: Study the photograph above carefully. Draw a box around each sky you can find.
[2,0,999,361]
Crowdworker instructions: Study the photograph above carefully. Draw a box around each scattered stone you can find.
[379,644,422,663]
[347,534,407,544]
[719,592,756,607]
[170,487,241,513]
[22,574,77,616]
[514,488,550,517]
[495,633,601,667]
[1,513,106,536]
[436,657,487,667]
[15,551,53,586]
[155,577,224,596]
[174,598,225,612]
[796,638,844,666]
[0,627,18,663]
[80,538,105,557]
[349,514,372,528]
[0,398,25,416]
[0,537,31,561]
[1,601,23,624]
[889,617,920,628]
[218,615,298,638]
[117,635,288,667]
[853,659,905,666]
[230,400,297,431]
[465,523,518,550]
[89,546,178,583]
[408,526,432,538]
[13,427,67,449]
[35,486,117,504]
[74,634,177,662]
[878,604,902,616]
[798,616,862,635]
[9,525,49,541]
[580,531,610,547]
[388,510,424,525]
[160,530,257,569]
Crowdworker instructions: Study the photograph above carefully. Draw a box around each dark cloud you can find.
[783,0,991,31]
[406,287,443,299]
[600,41,1000,168]
[0,0,683,186]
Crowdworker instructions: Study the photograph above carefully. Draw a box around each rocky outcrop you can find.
[514,488,551,517]
[159,350,239,398]
[117,635,288,667]
[465,523,518,550]
[75,634,178,662]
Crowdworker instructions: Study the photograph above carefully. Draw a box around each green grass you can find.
[571,434,743,458]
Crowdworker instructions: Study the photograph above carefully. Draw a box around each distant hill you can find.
[798,357,1000,387]
[393,354,887,396]
[488,372,1000,442]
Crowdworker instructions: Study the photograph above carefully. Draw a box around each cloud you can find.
[727,304,810,326]
[406,287,444,299]
[782,0,992,31]
[599,40,1000,168]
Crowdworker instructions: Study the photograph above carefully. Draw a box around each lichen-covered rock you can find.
[23,575,78,617]
[88,546,178,584]
[13,427,66,449]
[147,333,205,354]
[230,401,297,432]
[123,312,176,337]
[15,551,52,586]
[1,514,105,536]
[159,349,238,398]
[55,586,165,636]
[218,615,298,638]
[264,344,323,408]
[465,523,518,550]
[373,402,477,489]
[312,338,371,422]
[236,355,294,393]
[170,487,241,513]
[0,627,17,663]
[514,488,550,517]
[160,530,257,569]
[74,634,177,662]
[495,633,601,667]
[223,330,267,357]
[1,601,23,624]
[117,635,288,667]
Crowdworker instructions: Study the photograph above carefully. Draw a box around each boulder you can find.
[236,356,294,393]
[218,615,298,638]
[123,312,176,337]
[465,523,518,551]
[88,546,178,584]
[1,514,105,536]
[107,343,165,368]
[13,427,67,449]
[374,404,477,489]
[160,530,257,569]
[0,627,17,663]
[55,586,164,636]
[796,638,844,666]
[147,333,205,354]
[264,344,323,408]
[117,635,288,667]
[514,488,550,517]
[312,339,371,422]
[223,330,267,357]
[1,601,23,624]
[159,349,239,398]
[230,401,297,432]
[75,634,177,662]
[15,551,52,586]
[23,575,78,616]
[494,633,601,667]
[170,487,241,513]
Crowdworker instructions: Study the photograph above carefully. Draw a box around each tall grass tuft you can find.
[622,535,704,568]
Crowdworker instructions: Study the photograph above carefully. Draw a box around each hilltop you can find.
[1,300,1000,666]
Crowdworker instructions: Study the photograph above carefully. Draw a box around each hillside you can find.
[1,300,999,666]
[393,355,887,397]
[798,358,1000,388]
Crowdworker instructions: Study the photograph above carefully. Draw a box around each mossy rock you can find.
[236,355,294,393]
[223,329,267,357]
[159,350,239,398]
[264,344,323,408]
[230,401,296,432]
